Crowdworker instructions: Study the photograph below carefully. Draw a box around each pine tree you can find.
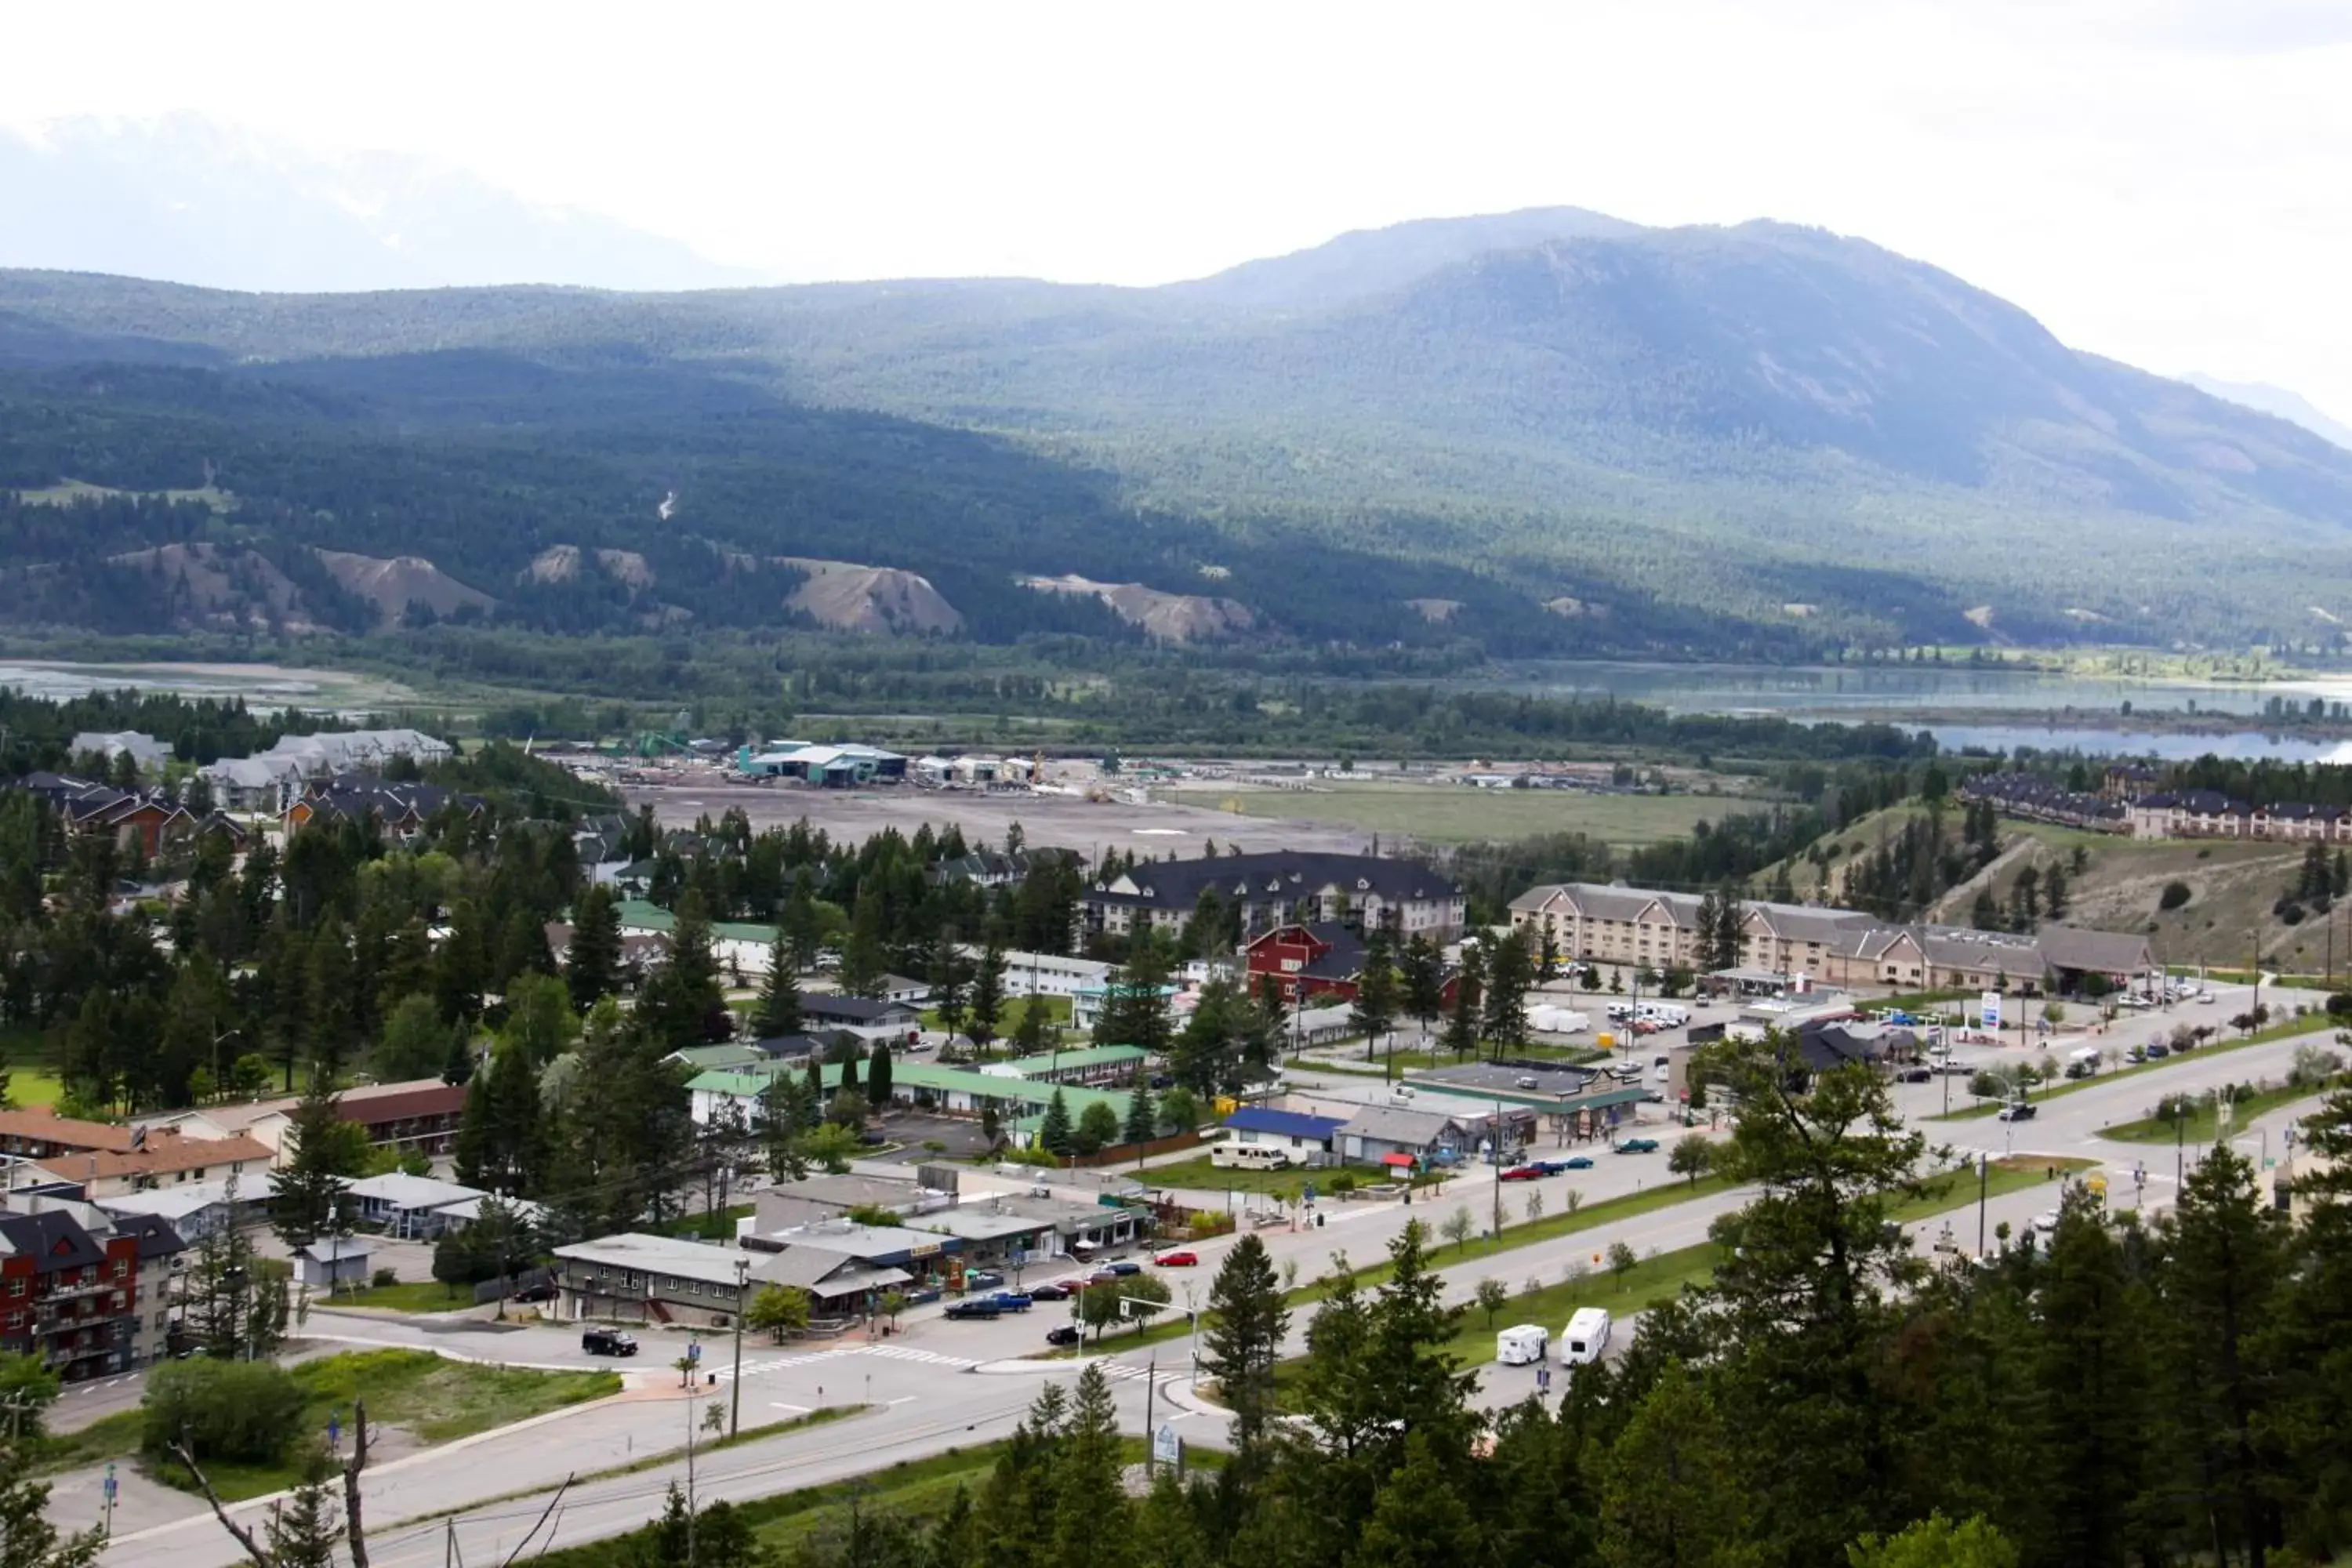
[1350,927,1398,1059]
[1039,1090,1075,1156]
[636,892,724,1049]
[866,1042,894,1108]
[1481,931,1532,1056]
[1122,1082,1156,1146]
[272,1079,359,1250]
[753,957,803,1039]
[1013,991,1053,1056]
[0,1436,103,1568]
[260,1451,344,1568]
[967,935,1007,1051]
[2027,1189,2154,1568]
[1201,1232,1290,1454]
[1443,946,1483,1062]
[931,927,969,1040]
[839,886,888,999]
[1398,934,1445,1041]
[1052,1363,1132,1568]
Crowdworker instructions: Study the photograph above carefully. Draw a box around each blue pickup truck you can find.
[990,1291,1033,1312]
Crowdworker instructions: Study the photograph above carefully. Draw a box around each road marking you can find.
[768,1401,811,1413]
[887,1396,916,1406]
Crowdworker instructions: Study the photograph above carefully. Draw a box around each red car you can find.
[1499,1165,1545,1181]
[1154,1250,1200,1267]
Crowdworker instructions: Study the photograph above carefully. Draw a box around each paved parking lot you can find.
[869,1109,996,1164]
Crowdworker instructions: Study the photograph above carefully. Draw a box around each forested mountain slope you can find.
[4,209,2349,652]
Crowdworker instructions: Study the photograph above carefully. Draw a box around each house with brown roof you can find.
[0,1110,140,1163]
[18,1127,271,1201]
[140,1078,469,1165]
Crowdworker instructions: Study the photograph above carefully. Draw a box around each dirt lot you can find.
[622,779,1374,855]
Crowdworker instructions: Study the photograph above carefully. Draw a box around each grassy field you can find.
[1140,1156,1401,1199]
[8,1066,64,1109]
[1933,1014,2337,1120]
[2100,1080,2337,1144]
[1448,1242,1724,1359]
[312,1279,481,1312]
[1206,782,1745,848]
[924,994,1072,1033]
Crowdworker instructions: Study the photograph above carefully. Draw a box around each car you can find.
[2146,1043,2171,1059]
[1632,1018,1663,1035]
[902,1284,943,1306]
[1105,1260,1144,1277]
[964,1269,1004,1291]
[2125,1046,2147,1064]
[1029,1282,1074,1301]
[1896,1067,1933,1083]
[1606,1062,1643,1082]
[1084,1269,1120,1286]
[1614,1137,1661,1154]
[1045,1324,1082,1346]
[2116,993,2151,1009]
[1555,1155,1595,1171]
[944,1299,1003,1320]
[581,1328,638,1357]
[991,1291,1034,1312]
[2196,989,2216,1003]
[2031,1210,2060,1235]
[1149,1073,1173,1090]
[1996,1102,2038,1122]
[1154,1250,1200,1267]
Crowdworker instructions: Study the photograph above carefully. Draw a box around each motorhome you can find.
[1635,1003,1690,1029]
[1211,1141,1301,1171]
[1497,1323,1549,1366]
[1560,1307,1613,1366]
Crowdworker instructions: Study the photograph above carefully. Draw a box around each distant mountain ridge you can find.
[2182,373,2352,453]
[0,114,758,292]
[3,200,2351,652]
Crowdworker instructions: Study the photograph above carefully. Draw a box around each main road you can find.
[83,988,2341,1567]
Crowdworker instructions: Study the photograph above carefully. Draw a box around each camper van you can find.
[1211,1141,1301,1171]
[1560,1307,1613,1366]
[2066,1046,2103,1080]
[1497,1324,1549,1366]
[1635,1003,1690,1029]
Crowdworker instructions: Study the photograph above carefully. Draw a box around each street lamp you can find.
[1976,1152,1990,1257]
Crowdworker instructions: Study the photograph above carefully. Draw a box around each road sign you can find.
[1980,992,2002,1031]
[1152,1423,1180,1466]
[688,1342,702,1363]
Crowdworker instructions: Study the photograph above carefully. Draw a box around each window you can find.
[114,1259,129,1279]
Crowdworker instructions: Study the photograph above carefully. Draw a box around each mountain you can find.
[2182,373,2352,453]
[0,115,758,292]
[5,208,2352,654]
[1167,206,1646,309]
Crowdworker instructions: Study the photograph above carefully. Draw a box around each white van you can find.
[1560,1307,1613,1366]
[1636,1004,1690,1029]
[1210,1142,1298,1171]
[1496,1324,1548,1366]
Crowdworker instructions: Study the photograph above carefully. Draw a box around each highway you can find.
[75,985,2341,1566]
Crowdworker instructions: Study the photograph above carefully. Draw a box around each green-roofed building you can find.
[688,1057,1146,1150]
[614,899,782,981]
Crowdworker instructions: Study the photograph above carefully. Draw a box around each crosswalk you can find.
[712,1341,979,1382]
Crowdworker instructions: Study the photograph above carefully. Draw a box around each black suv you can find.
[582,1327,639,1356]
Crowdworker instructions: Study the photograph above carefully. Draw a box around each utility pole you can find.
[1143,1355,1159,1475]
[730,1255,748,1438]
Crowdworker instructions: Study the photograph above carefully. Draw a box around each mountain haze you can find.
[0,115,757,293]
[3,202,2350,653]
[2183,372,2352,453]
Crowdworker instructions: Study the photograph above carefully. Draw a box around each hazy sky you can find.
[11,0,2351,413]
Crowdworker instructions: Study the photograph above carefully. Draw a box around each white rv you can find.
[1496,1324,1549,1366]
[1560,1307,1613,1366]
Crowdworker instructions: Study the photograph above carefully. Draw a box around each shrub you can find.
[1327,1171,1357,1194]
[371,1268,399,1290]
[2158,881,2193,912]
[143,1359,306,1466]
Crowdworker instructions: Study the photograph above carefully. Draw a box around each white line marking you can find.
[768,1401,811,1413]
[887,1396,916,1406]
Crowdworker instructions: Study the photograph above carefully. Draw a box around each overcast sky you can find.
[11,0,2350,414]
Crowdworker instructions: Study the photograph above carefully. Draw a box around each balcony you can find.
[42,1274,118,1302]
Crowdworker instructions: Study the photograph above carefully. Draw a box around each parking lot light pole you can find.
[1976,1152,1989,1257]
[730,1254,748,1439]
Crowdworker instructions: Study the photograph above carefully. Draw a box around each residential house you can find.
[283,774,484,838]
[140,1078,467,1166]
[614,900,781,982]
[16,1128,271,1201]
[198,753,309,812]
[341,1172,494,1240]
[957,947,1111,1001]
[1219,1107,1347,1163]
[929,847,1079,889]
[68,731,173,772]
[553,1232,915,1326]
[9,773,194,857]
[800,993,923,1044]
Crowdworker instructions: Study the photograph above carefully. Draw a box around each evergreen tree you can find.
[866,1042,894,1108]
[1350,927,1398,1059]
[1122,1081,1156,1146]
[1171,975,1242,1095]
[1039,1089,1075,1157]
[1398,934,1446,1041]
[1443,945,1484,1062]
[1201,1232,1290,1455]
[572,888,630,1011]
[1053,1363,1133,1568]
[0,1436,103,1568]
[2027,1189,2154,1568]
[1599,1359,1746,1568]
[967,934,1007,1051]
[931,927,969,1040]
[260,1451,345,1568]
[839,885,888,999]
[753,954,802,1038]
[1480,930,1532,1056]
[272,1079,360,1249]
[636,891,726,1049]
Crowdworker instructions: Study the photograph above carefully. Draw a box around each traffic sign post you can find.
[103,1462,117,1538]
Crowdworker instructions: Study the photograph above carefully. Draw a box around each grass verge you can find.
[312,1279,480,1313]
[1138,1156,1399,1200]
[2099,1080,2336,1144]
[1931,1014,2338,1120]
[145,1349,621,1501]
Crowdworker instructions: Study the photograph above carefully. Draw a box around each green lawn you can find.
[925,994,1071,1033]
[1141,1156,1399,1199]
[312,1279,479,1312]
[1933,1014,2339,1120]
[1450,1242,1725,1359]
[8,1067,64,1109]
[2100,1080,2337,1144]
[144,1349,621,1501]
[1210,782,1747,848]
[659,1203,756,1240]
